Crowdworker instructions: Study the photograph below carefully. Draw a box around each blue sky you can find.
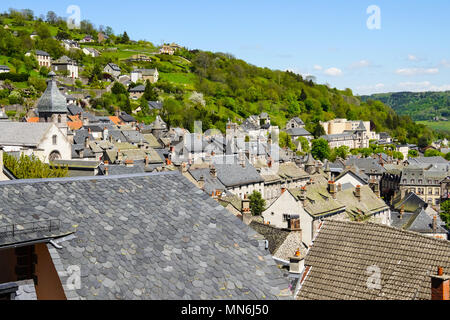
[3,0,450,95]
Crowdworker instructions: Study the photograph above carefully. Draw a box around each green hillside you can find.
[360,91,450,121]
[0,8,442,144]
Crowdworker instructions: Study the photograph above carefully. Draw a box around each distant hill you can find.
[360,91,450,121]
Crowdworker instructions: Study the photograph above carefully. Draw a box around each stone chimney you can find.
[84,136,89,148]
[0,149,3,174]
[328,180,336,199]
[198,175,205,190]
[145,156,149,167]
[210,164,217,178]
[117,149,123,163]
[79,149,84,159]
[104,166,109,176]
[289,254,303,274]
[374,182,380,197]
[299,186,307,206]
[431,267,450,300]
[355,185,361,201]
[241,194,250,216]
[433,215,437,233]
[337,183,342,192]
[103,127,108,141]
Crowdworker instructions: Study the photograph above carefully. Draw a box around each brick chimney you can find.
[125,159,134,167]
[145,156,149,167]
[281,187,286,194]
[400,204,405,219]
[355,185,361,201]
[431,267,450,300]
[337,183,342,192]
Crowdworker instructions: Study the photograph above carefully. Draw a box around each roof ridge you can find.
[0,171,180,187]
[322,219,450,245]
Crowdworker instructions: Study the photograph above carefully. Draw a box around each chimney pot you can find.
[431,267,450,300]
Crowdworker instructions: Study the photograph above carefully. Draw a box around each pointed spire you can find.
[36,72,68,114]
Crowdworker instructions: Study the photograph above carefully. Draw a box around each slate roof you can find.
[36,73,68,114]
[129,85,145,93]
[0,122,52,147]
[0,172,291,300]
[148,101,163,110]
[285,127,312,137]
[188,168,226,195]
[277,162,309,180]
[345,157,386,175]
[297,220,450,300]
[290,117,304,126]
[67,104,83,116]
[35,50,50,56]
[211,155,264,188]
[391,208,447,235]
[408,156,448,165]
[119,112,136,123]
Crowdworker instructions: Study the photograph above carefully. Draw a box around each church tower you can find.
[36,71,68,135]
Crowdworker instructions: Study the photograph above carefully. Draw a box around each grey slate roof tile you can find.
[0,172,291,300]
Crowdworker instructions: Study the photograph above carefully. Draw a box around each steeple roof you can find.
[355,120,366,131]
[36,72,68,114]
[305,153,315,166]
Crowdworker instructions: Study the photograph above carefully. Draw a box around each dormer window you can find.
[410,179,415,184]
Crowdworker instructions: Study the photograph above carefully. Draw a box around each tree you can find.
[121,31,130,44]
[3,153,68,179]
[445,152,450,161]
[279,131,295,150]
[418,136,430,149]
[424,149,443,157]
[143,80,158,101]
[297,136,310,152]
[440,200,450,228]
[46,11,58,24]
[335,145,349,160]
[311,122,326,138]
[408,149,419,158]
[311,138,331,161]
[249,191,266,216]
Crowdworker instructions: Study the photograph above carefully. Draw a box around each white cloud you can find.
[395,68,439,76]
[440,59,450,68]
[313,65,323,71]
[350,60,371,69]
[397,81,450,92]
[407,54,419,61]
[324,67,342,76]
[355,83,385,95]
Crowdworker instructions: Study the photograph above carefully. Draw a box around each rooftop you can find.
[297,220,450,300]
[0,172,291,300]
